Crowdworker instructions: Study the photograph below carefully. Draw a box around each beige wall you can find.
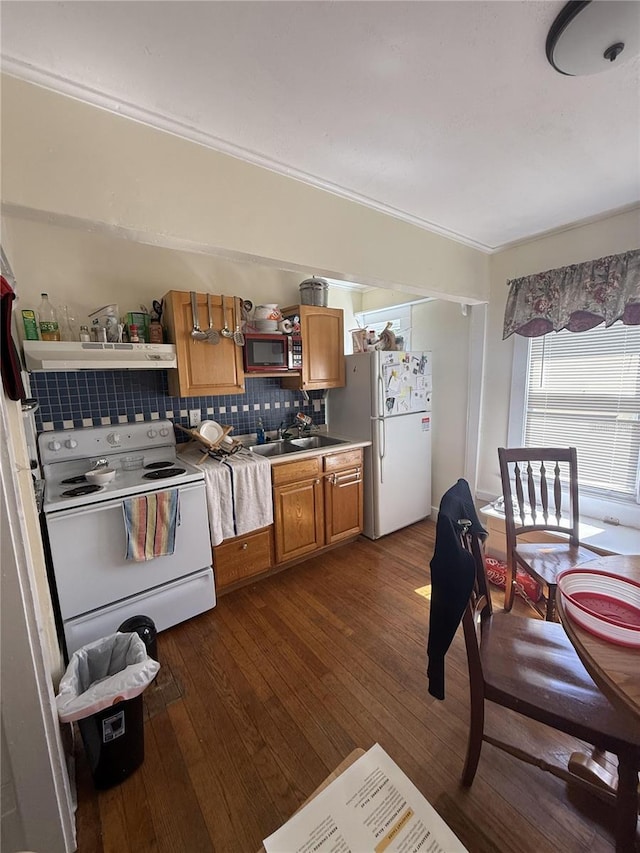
[3,74,637,550]
[360,288,419,312]
[1,214,364,330]
[411,300,471,508]
[1,75,489,304]
[478,207,640,500]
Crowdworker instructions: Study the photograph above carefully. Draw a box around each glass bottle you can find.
[60,305,79,341]
[79,325,91,342]
[149,319,163,343]
[256,417,266,445]
[37,293,61,341]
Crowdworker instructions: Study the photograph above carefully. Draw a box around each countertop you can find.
[256,433,371,466]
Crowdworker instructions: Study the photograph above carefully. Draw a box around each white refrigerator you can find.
[328,351,432,539]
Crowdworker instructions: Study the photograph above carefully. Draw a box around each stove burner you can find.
[61,475,87,485]
[143,468,186,480]
[144,461,175,470]
[62,484,103,497]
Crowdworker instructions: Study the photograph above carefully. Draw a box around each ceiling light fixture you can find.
[546,0,640,76]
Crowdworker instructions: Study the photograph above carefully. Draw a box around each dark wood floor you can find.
[75,519,629,852]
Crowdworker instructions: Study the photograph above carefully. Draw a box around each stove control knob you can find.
[147,428,158,438]
[48,440,61,452]
[64,439,78,449]
[159,427,170,437]
[106,432,121,446]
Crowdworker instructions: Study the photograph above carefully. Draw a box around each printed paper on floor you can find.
[263,743,467,853]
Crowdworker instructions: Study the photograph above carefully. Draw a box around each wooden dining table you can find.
[556,554,640,721]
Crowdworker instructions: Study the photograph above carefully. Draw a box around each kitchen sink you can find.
[248,434,349,457]
[248,440,300,457]
[288,435,348,450]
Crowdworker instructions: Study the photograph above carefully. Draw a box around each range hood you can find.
[23,340,177,371]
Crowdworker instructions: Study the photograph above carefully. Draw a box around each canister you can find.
[299,277,328,307]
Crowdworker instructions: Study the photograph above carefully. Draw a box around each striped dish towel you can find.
[123,490,180,561]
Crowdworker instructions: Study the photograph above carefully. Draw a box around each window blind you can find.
[524,324,640,502]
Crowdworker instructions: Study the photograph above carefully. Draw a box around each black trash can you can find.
[55,632,160,790]
[118,614,158,661]
[78,694,144,789]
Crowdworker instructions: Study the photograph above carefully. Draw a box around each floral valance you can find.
[503,249,640,339]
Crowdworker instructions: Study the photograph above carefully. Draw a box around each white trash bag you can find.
[56,632,160,723]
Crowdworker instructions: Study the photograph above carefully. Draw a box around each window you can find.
[509,323,640,524]
[355,305,412,351]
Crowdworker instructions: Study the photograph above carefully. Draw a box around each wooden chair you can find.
[498,446,597,620]
[428,483,640,852]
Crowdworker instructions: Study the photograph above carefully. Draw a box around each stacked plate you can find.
[557,569,640,647]
[253,319,279,333]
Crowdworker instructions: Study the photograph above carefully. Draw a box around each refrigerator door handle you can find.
[377,374,385,418]
[371,416,386,483]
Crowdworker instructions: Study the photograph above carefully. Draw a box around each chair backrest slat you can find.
[498,447,580,545]
[553,461,562,523]
[538,461,548,523]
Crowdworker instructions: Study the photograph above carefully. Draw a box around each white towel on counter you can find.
[179,446,273,546]
[228,452,274,537]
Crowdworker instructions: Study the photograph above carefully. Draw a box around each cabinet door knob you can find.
[241,543,248,550]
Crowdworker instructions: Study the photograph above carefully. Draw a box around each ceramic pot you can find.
[254,304,282,321]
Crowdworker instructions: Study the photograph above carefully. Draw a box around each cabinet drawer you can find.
[324,448,363,473]
[272,457,322,486]
[213,527,273,589]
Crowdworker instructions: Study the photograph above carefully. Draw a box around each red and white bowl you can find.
[557,569,640,648]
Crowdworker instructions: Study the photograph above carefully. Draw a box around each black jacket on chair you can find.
[427,479,486,699]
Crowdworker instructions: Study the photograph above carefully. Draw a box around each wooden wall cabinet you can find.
[324,449,364,545]
[280,305,345,390]
[163,290,245,397]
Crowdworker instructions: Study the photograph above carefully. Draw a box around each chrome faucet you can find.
[281,422,302,440]
[282,414,314,440]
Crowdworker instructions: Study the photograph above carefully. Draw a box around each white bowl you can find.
[85,467,116,486]
[557,569,640,647]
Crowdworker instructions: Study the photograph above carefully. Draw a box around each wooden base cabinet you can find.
[273,457,324,563]
[273,448,363,565]
[324,450,364,545]
[163,290,245,397]
[280,305,345,390]
[213,527,273,592]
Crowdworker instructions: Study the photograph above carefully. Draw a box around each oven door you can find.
[44,482,212,620]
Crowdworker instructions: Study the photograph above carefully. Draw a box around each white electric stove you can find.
[39,421,216,657]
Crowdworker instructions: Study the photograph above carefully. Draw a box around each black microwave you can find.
[243,334,302,372]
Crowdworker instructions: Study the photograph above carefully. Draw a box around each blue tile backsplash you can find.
[31,370,326,439]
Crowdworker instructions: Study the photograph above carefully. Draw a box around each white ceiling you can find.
[2,1,639,253]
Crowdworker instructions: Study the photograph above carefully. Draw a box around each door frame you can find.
[1,391,75,852]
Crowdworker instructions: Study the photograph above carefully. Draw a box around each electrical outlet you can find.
[189,409,202,427]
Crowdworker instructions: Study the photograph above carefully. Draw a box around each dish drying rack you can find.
[175,423,244,462]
